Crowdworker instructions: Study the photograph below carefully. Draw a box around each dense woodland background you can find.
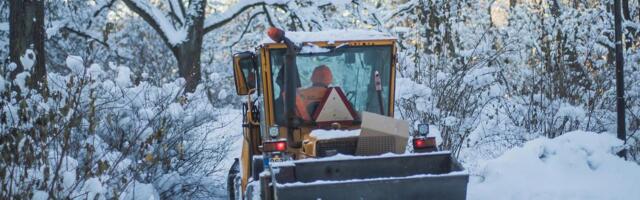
[0,0,639,199]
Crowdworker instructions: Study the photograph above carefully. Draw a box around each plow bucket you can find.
[267,151,468,200]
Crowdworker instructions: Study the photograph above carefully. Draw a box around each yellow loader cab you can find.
[228,28,468,200]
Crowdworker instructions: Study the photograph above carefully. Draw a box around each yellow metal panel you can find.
[233,56,249,95]
[240,128,250,195]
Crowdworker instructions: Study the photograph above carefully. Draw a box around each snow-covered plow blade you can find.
[269,152,468,200]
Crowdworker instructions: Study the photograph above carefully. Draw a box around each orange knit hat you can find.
[310,65,332,87]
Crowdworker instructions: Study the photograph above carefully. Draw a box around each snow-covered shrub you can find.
[1,56,234,199]
[386,1,640,163]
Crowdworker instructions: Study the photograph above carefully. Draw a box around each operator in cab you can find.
[295,65,333,121]
[275,65,333,123]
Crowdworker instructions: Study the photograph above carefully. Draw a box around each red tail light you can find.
[413,137,436,149]
[263,141,287,152]
[276,142,286,151]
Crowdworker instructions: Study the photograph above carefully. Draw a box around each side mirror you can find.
[233,52,257,95]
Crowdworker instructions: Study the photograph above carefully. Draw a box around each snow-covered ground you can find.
[468,131,640,200]
[205,108,244,199]
[222,125,640,199]
[211,108,244,177]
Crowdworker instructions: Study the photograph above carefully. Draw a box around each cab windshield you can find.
[270,45,393,125]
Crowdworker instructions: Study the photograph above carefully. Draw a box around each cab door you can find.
[232,52,258,95]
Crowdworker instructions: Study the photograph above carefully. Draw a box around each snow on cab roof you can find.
[261,29,396,44]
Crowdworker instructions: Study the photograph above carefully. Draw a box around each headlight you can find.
[417,124,429,136]
[269,126,279,138]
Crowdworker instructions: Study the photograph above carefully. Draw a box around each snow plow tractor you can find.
[228,27,468,200]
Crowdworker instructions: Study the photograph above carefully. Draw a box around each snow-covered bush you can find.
[1,56,234,199]
[383,1,640,163]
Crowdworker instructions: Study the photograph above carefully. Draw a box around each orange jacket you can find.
[295,86,328,121]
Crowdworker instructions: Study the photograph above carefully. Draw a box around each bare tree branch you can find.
[167,0,186,25]
[61,26,110,48]
[262,4,275,27]
[203,1,267,33]
[121,0,174,47]
[93,0,117,18]
[229,11,265,48]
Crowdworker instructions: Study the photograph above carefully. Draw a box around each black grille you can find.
[316,137,358,157]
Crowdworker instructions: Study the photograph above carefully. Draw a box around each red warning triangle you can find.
[312,87,359,124]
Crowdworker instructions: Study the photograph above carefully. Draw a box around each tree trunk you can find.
[172,38,203,93]
[614,0,627,159]
[9,0,46,93]
[170,3,205,93]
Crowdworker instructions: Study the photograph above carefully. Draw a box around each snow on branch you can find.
[382,0,418,23]
[167,0,186,25]
[122,0,187,46]
[60,26,110,48]
[203,0,277,33]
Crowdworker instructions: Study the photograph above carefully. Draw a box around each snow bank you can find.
[468,131,640,200]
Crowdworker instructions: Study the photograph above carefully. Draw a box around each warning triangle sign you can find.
[312,87,359,124]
